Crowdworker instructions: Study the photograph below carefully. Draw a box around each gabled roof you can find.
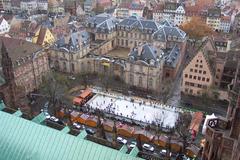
[86,13,118,33]
[129,43,163,66]
[0,110,143,160]
[118,16,159,32]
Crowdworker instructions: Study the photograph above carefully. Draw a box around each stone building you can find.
[50,30,90,73]
[181,39,215,96]
[0,37,50,94]
[202,74,240,160]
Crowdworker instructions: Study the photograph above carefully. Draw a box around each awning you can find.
[73,97,83,105]
[79,88,92,99]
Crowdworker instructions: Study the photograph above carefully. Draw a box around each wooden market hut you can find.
[57,108,65,118]
[153,135,169,148]
[170,139,183,153]
[116,124,134,138]
[85,116,98,128]
[70,111,81,122]
[73,97,83,106]
[103,119,114,132]
[78,114,89,125]
[79,88,93,101]
[186,144,200,158]
[133,130,154,143]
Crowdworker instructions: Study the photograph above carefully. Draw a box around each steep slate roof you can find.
[118,16,159,32]
[0,110,142,160]
[0,37,43,65]
[164,45,181,68]
[129,43,164,66]
[86,13,118,33]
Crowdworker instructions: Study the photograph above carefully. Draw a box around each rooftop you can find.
[0,110,142,160]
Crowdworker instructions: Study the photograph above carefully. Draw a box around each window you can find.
[190,68,193,72]
[197,60,199,63]
[198,76,201,80]
[139,76,142,86]
[197,84,202,88]
[217,69,221,72]
[203,71,206,74]
[149,78,153,88]
[202,77,205,81]
[190,89,193,94]
[200,65,203,68]
[195,64,198,67]
[206,78,210,82]
[197,91,201,95]
[195,69,198,73]
[189,75,192,79]
[199,70,202,74]
[71,63,75,72]
[185,88,188,93]
[130,74,134,84]
[194,76,196,80]
[185,82,189,86]
[185,74,188,78]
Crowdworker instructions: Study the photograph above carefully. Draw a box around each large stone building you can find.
[50,14,186,93]
[202,75,240,160]
[0,37,49,107]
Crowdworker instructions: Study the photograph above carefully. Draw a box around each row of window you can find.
[189,68,206,74]
[184,88,201,95]
[185,81,208,89]
[185,74,210,82]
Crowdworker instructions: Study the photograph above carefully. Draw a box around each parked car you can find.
[117,137,127,145]
[85,128,95,135]
[50,116,59,122]
[129,141,137,148]
[57,120,65,125]
[68,75,76,80]
[73,122,81,129]
[142,144,154,152]
[159,149,167,157]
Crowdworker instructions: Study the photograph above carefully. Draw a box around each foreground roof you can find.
[0,111,142,160]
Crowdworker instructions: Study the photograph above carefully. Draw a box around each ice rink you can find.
[86,93,179,128]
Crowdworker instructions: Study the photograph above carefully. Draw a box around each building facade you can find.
[181,39,215,96]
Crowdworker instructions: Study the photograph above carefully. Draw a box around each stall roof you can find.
[0,111,143,160]
[189,112,203,133]
[73,97,83,105]
[79,88,92,99]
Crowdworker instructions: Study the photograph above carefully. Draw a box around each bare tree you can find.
[96,109,106,139]
[175,112,192,153]
[40,71,69,115]
[112,120,117,147]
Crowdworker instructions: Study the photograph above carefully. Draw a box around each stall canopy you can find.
[79,88,92,99]
[133,130,154,143]
[73,97,83,106]
[117,124,134,138]
[189,112,203,134]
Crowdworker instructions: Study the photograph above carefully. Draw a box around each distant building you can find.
[153,2,186,26]
[84,0,96,14]
[34,27,55,46]
[206,8,221,31]
[0,17,10,35]
[233,13,240,34]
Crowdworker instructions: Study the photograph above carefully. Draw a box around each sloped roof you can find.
[0,110,142,160]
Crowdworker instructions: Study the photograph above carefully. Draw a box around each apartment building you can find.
[206,8,221,31]
[153,2,186,26]
[181,39,215,96]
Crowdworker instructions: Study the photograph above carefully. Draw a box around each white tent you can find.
[202,113,217,135]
